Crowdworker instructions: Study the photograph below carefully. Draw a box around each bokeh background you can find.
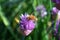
[0,0,59,40]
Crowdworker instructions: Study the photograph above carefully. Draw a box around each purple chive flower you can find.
[36,4,46,12]
[51,7,60,20]
[36,4,47,18]
[54,11,60,36]
[19,13,36,36]
[52,7,59,14]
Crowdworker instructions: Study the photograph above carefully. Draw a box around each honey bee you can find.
[27,14,37,21]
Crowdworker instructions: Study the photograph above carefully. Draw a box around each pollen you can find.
[27,15,38,21]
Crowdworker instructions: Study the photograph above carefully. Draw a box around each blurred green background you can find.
[0,0,57,40]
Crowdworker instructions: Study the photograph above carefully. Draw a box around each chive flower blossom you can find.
[19,13,37,36]
[36,4,47,18]
[52,7,60,19]
[52,7,59,14]
[51,7,60,37]
[53,11,60,36]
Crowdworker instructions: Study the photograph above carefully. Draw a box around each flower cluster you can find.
[52,7,60,20]
[19,13,37,36]
[52,0,60,37]
[36,4,47,18]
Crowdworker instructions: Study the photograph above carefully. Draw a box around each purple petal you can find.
[55,20,60,33]
[52,7,59,14]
